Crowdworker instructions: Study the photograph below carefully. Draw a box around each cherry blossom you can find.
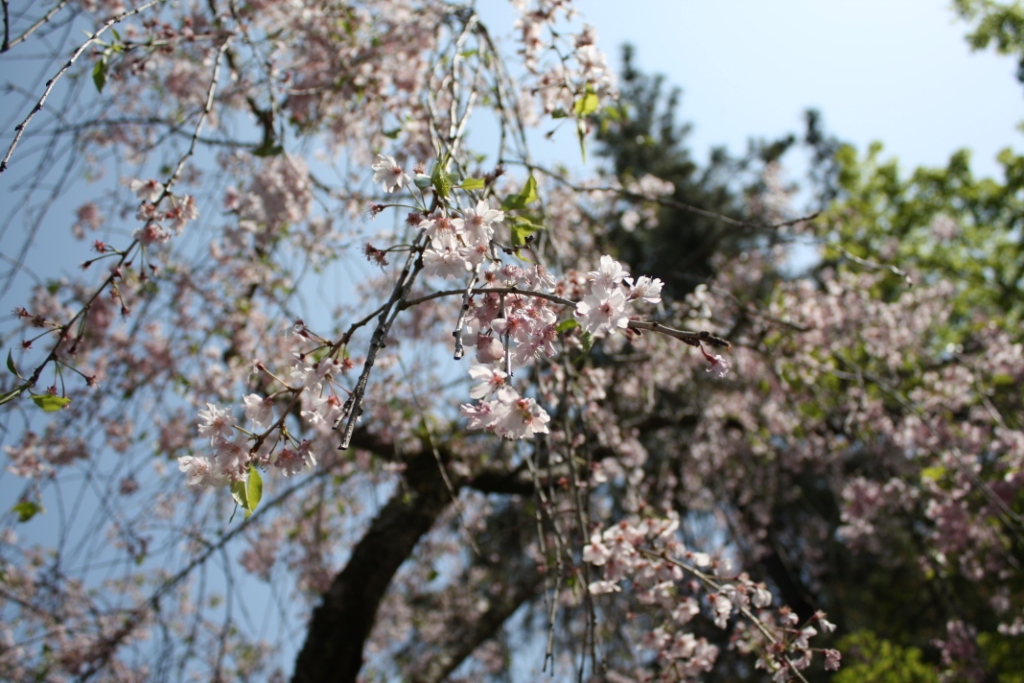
[371,154,411,193]
[575,285,629,336]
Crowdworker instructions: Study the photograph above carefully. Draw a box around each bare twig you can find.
[1,0,71,53]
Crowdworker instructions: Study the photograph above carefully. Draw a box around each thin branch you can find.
[509,160,821,232]
[1,0,8,52]
[1,0,71,53]
[835,244,913,286]
[334,229,427,449]
[452,275,477,359]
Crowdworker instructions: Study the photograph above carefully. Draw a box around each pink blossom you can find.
[197,403,236,445]
[165,194,198,234]
[583,533,612,565]
[752,585,773,608]
[588,579,621,595]
[460,400,500,431]
[243,394,274,429]
[493,387,550,439]
[453,199,504,247]
[628,275,664,304]
[468,363,507,400]
[178,455,218,487]
[129,178,164,202]
[700,345,731,378]
[422,232,471,279]
[475,334,504,363]
[274,439,316,477]
[587,255,630,290]
[575,286,629,336]
[371,154,411,193]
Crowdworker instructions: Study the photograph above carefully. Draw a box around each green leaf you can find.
[551,108,569,119]
[92,56,108,94]
[253,141,284,158]
[556,319,579,334]
[31,394,71,412]
[992,373,1015,387]
[459,177,486,191]
[382,127,401,139]
[510,216,543,246]
[12,500,42,523]
[572,87,599,117]
[230,479,248,512]
[600,105,623,122]
[245,465,263,518]
[501,175,539,211]
[6,350,20,378]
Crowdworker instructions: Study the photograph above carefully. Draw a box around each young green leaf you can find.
[31,394,71,412]
[459,177,486,191]
[12,500,42,523]
[0,386,26,406]
[245,465,263,518]
[93,57,108,94]
[572,87,599,117]
[6,349,21,378]
[253,141,284,158]
[502,175,539,211]
[576,120,588,164]
[556,318,579,334]
[230,479,249,512]
[580,331,594,355]
[431,163,453,198]
[510,216,543,246]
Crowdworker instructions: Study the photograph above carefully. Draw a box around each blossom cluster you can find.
[421,199,505,279]
[129,178,198,246]
[460,376,550,440]
[361,155,672,444]
[178,350,342,488]
[450,254,664,440]
[574,254,663,336]
[584,515,839,680]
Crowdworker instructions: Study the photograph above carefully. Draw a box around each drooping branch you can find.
[407,561,543,683]
[292,447,459,683]
[0,0,168,176]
